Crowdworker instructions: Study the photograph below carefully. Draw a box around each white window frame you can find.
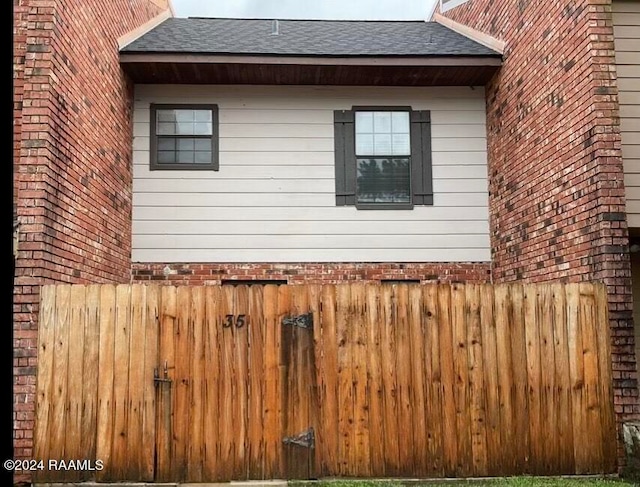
[440,0,471,12]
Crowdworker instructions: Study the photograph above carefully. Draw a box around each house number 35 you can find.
[223,314,247,328]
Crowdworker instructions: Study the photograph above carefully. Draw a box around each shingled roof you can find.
[121,18,501,57]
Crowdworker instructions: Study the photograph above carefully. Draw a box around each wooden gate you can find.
[34,282,617,482]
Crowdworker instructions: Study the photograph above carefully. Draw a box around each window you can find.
[440,0,471,12]
[150,104,219,170]
[334,107,432,209]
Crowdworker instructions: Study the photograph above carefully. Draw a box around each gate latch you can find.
[282,312,313,330]
[283,428,315,449]
[154,361,172,387]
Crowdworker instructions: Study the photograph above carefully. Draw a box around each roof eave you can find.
[119,52,502,86]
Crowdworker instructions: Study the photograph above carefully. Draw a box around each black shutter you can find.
[410,110,433,205]
[334,110,356,206]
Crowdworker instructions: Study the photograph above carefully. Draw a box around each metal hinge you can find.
[283,428,314,449]
[282,312,313,330]
[154,361,172,387]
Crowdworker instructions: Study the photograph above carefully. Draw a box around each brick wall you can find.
[131,262,492,285]
[437,0,638,469]
[13,0,166,482]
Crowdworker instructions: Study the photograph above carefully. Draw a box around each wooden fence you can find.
[34,282,617,482]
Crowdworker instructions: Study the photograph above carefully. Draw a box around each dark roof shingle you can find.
[121,18,500,57]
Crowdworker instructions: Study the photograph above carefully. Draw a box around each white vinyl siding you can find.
[614,1,640,227]
[132,85,490,263]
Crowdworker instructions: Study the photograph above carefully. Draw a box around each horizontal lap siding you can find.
[132,85,490,263]
[614,1,640,227]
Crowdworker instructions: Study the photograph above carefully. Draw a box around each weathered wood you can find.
[155,285,176,482]
[188,286,205,481]
[141,285,158,481]
[262,284,282,478]
[35,282,618,482]
[125,284,145,479]
[80,285,101,481]
[33,286,56,483]
[248,284,265,479]
[95,285,116,482]
[319,285,339,476]
[203,285,221,480]
[366,284,385,477]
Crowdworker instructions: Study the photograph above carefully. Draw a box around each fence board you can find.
[35,282,618,482]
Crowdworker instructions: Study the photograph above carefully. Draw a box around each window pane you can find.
[176,122,195,135]
[177,138,195,151]
[194,122,213,135]
[373,112,391,133]
[194,151,212,163]
[157,122,176,135]
[195,110,212,122]
[177,150,195,164]
[157,151,175,164]
[356,158,411,204]
[194,139,211,151]
[391,112,410,133]
[157,110,177,122]
[355,112,373,133]
[392,133,410,156]
[374,133,392,155]
[356,133,374,155]
[157,138,175,151]
[174,109,195,122]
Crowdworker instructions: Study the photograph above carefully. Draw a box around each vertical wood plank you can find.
[96,285,116,482]
[172,286,192,481]
[125,284,145,479]
[188,286,205,481]
[479,283,500,476]
[466,283,488,477]
[437,284,458,477]
[49,285,71,481]
[452,283,472,477]
[155,285,176,482]
[248,285,265,479]
[579,283,603,473]
[408,284,427,477]
[111,284,132,480]
[538,283,558,474]
[234,285,251,478]
[219,284,236,481]
[306,283,322,479]
[366,284,385,477]
[34,286,56,483]
[395,284,415,475]
[319,285,339,476]
[424,284,444,477]
[509,283,530,473]
[277,285,291,478]
[141,285,159,481]
[80,285,101,482]
[493,284,515,475]
[380,284,401,476]
[524,284,542,474]
[203,285,222,481]
[551,283,575,473]
[336,284,355,476]
[351,283,371,476]
[595,283,618,472]
[262,284,282,478]
[64,285,86,483]
[566,283,587,474]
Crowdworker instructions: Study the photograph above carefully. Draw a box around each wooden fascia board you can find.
[119,53,503,67]
[433,13,506,54]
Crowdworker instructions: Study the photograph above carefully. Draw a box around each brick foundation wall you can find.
[12,0,166,483]
[131,262,492,285]
[437,0,638,470]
